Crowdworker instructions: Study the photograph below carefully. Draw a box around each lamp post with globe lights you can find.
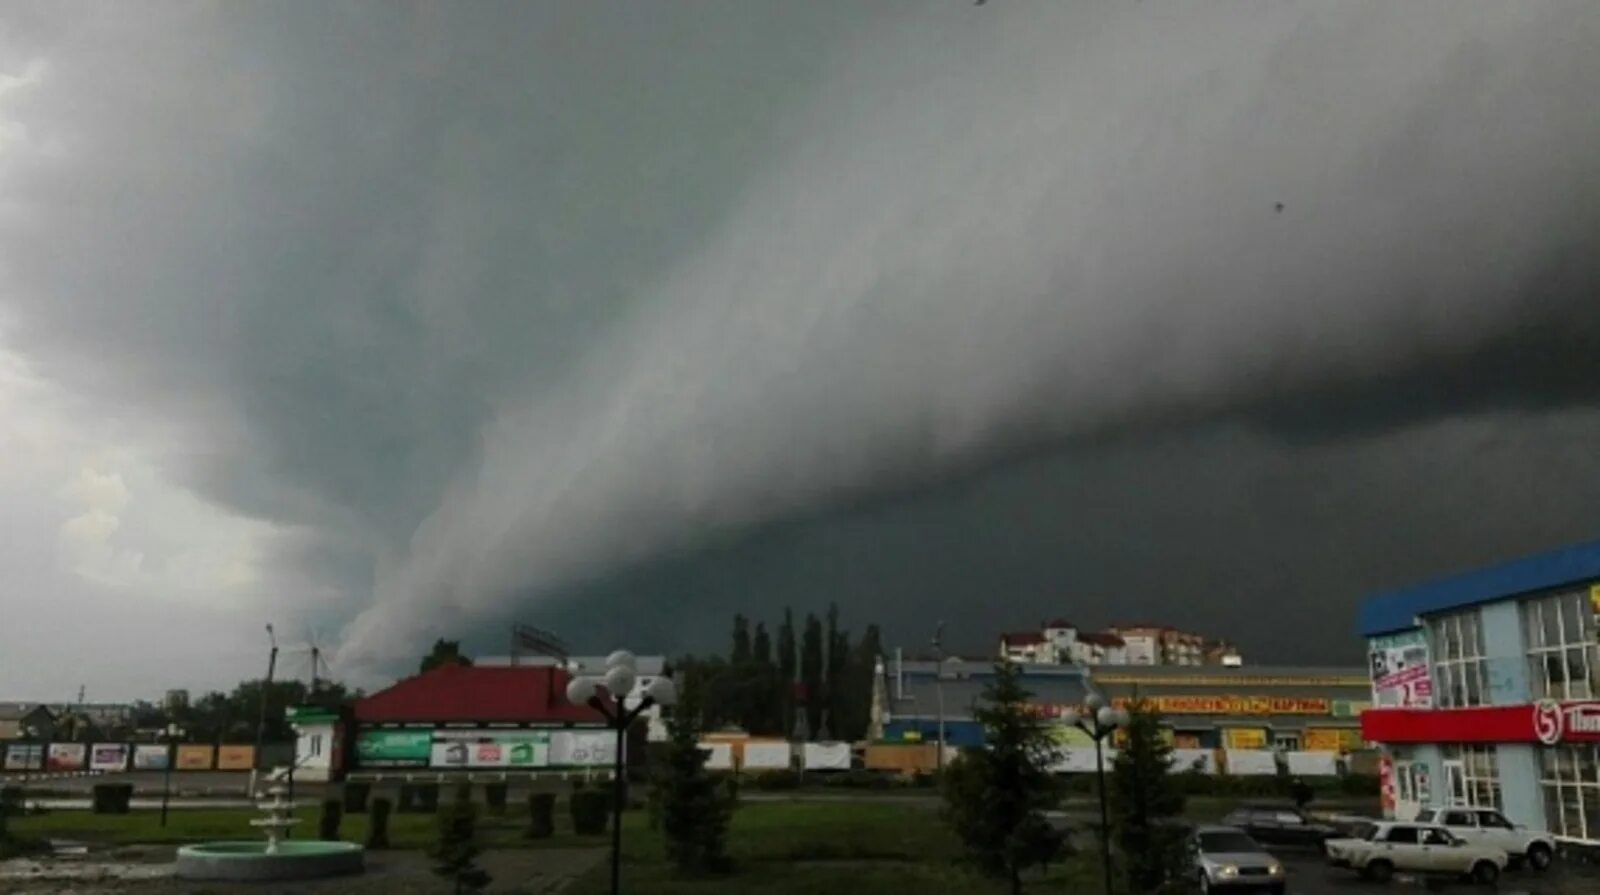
[565,650,678,895]
[159,722,186,828]
[1061,693,1128,895]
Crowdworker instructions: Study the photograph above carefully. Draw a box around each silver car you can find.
[1190,825,1288,894]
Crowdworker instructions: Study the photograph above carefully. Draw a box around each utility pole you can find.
[932,622,946,773]
[248,624,278,796]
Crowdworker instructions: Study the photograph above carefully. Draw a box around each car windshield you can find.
[1350,822,1380,841]
[1199,832,1261,853]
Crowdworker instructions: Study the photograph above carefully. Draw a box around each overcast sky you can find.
[3,1,1598,701]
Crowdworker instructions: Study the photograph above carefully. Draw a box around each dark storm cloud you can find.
[2,1,1598,676]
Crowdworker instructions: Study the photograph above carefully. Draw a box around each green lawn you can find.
[567,801,1105,895]
[8,804,596,851]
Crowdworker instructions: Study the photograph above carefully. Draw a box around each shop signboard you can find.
[1369,630,1433,708]
[357,729,433,768]
[1303,728,1344,753]
[90,743,130,772]
[1222,727,1268,750]
[429,730,551,769]
[1364,699,1600,744]
[46,743,87,771]
[4,743,43,771]
[1112,695,1331,715]
[132,744,170,770]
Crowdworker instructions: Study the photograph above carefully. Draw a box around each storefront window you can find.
[1427,611,1489,707]
[1540,745,1600,842]
[1523,589,1599,701]
[1442,743,1501,809]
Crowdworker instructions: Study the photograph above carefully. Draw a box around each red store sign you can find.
[1363,700,1600,745]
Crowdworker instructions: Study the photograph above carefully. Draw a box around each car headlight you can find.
[1268,862,1284,876]
[1216,865,1239,879]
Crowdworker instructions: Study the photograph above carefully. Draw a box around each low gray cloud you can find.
[2,1,1598,684]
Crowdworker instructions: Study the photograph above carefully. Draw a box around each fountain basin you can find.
[174,841,364,881]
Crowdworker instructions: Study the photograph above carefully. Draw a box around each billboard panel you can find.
[429,730,551,769]
[46,743,87,771]
[90,743,130,772]
[549,730,616,768]
[4,744,43,771]
[1370,630,1433,708]
[357,729,433,768]
[216,745,255,770]
[176,744,214,770]
[132,744,170,770]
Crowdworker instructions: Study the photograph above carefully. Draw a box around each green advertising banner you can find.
[356,729,433,767]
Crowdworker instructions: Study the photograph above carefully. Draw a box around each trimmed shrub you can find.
[343,781,371,814]
[751,769,801,791]
[318,799,343,841]
[400,782,441,813]
[366,798,392,850]
[570,789,610,836]
[91,783,134,815]
[526,792,556,839]
[822,769,892,789]
[484,782,508,815]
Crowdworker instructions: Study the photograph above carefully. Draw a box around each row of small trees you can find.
[674,606,881,741]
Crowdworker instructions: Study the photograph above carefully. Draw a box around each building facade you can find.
[295,663,630,782]
[1358,539,1600,845]
[998,620,1241,667]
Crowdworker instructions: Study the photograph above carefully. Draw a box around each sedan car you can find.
[1189,825,1287,893]
[1219,805,1340,847]
[1324,820,1507,885]
[1413,806,1556,870]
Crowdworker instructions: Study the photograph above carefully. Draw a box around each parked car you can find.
[1219,804,1340,847]
[1414,806,1556,870]
[1324,820,1507,885]
[1188,825,1287,893]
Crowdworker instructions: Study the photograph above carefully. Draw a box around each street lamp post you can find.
[566,650,678,895]
[1061,693,1128,895]
[159,722,185,828]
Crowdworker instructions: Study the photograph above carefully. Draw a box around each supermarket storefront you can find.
[1358,539,1600,844]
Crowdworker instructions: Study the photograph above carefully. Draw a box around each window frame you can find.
[1427,610,1489,708]
[1523,589,1600,701]
[1540,744,1600,842]
[1441,743,1502,810]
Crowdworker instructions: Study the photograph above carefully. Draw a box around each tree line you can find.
[672,605,881,742]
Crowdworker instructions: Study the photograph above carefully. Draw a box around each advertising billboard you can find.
[1370,630,1433,708]
[549,730,616,767]
[132,744,170,770]
[4,744,43,771]
[429,730,551,770]
[216,745,255,771]
[176,744,214,770]
[46,743,87,771]
[357,729,433,768]
[90,743,130,772]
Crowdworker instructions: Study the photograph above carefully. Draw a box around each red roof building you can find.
[354,664,608,725]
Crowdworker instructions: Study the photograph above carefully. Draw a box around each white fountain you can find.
[248,780,299,855]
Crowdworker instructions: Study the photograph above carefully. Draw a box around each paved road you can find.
[1270,848,1592,895]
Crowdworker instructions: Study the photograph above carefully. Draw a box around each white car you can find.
[1413,806,1557,871]
[1324,820,1507,885]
